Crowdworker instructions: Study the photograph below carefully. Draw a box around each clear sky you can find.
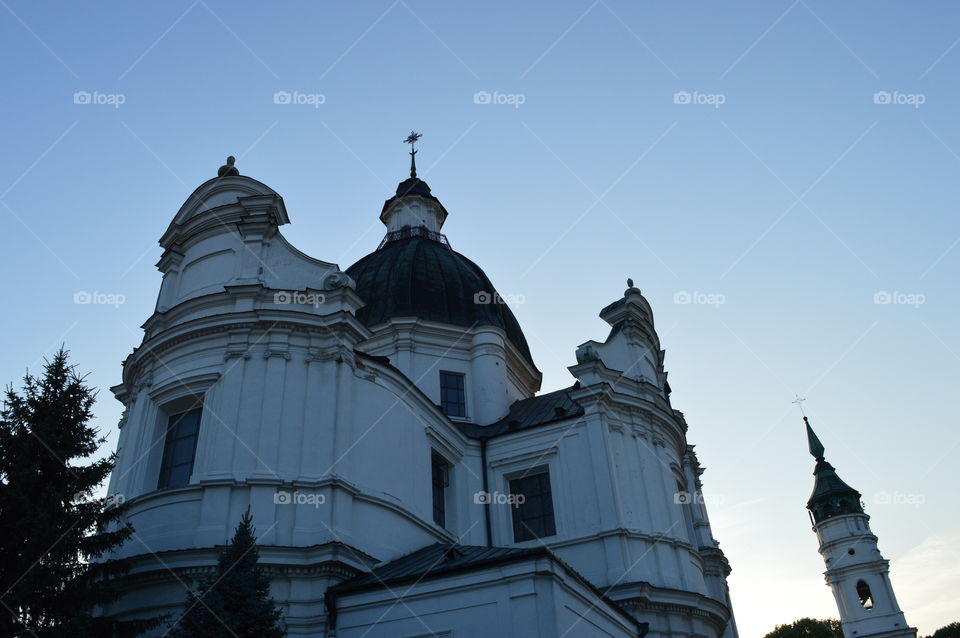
[1,1,957,636]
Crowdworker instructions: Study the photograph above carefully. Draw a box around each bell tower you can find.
[802,415,916,638]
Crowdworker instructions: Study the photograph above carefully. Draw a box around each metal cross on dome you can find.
[404,131,422,178]
[792,394,807,417]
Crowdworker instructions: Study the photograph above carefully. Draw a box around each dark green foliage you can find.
[0,348,156,637]
[171,509,284,638]
[764,617,844,638]
[925,622,960,638]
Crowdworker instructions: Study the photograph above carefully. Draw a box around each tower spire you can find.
[804,417,825,461]
[798,404,916,638]
[404,131,422,178]
[793,395,826,461]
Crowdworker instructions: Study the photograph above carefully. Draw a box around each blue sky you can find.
[1,1,958,635]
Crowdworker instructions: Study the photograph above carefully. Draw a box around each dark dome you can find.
[346,236,535,366]
[395,177,432,197]
[807,459,863,524]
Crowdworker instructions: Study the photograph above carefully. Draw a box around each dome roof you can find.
[395,176,432,197]
[346,235,535,366]
[807,458,863,524]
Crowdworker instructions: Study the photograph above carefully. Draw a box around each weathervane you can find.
[404,131,422,178]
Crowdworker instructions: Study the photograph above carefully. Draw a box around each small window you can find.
[857,579,874,610]
[439,372,466,418]
[431,451,450,527]
[158,407,202,489]
[510,470,556,542]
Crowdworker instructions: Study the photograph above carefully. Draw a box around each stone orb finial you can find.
[217,155,240,177]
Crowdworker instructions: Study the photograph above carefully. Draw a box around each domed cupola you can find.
[346,134,541,422]
[346,233,534,365]
[347,133,534,368]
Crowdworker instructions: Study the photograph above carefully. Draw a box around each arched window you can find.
[856,579,874,610]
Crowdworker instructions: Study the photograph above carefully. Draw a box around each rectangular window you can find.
[510,470,557,542]
[431,451,450,527]
[439,372,466,418]
[158,407,202,489]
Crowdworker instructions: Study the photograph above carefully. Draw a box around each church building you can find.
[104,142,738,637]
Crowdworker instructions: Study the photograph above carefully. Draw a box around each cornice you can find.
[122,311,370,389]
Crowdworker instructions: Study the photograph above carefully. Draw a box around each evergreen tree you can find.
[764,617,844,638]
[171,509,284,638]
[0,348,156,637]
[925,623,960,638]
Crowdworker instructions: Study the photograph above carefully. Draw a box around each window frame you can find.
[157,404,203,489]
[431,450,451,528]
[439,371,467,419]
[509,468,557,543]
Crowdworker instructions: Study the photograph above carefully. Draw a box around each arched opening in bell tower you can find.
[856,579,874,611]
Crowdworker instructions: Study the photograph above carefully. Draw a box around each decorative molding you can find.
[123,316,367,387]
[489,446,558,469]
[224,348,251,361]
[425,426,464,463]
[147,370,221,404]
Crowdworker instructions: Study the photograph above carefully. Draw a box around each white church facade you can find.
[104,149,738,637]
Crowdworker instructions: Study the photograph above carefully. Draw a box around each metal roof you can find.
[346,235,536,367]
[329,543,547,593]
[455,385,584,439]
